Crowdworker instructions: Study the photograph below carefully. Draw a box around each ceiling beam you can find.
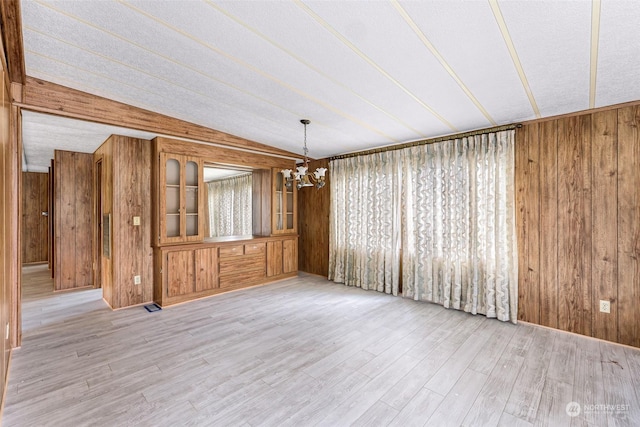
[0,0,25,84]
[19,76,301,159]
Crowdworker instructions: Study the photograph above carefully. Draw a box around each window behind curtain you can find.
[329,130,518,323]
[207,173,252,237]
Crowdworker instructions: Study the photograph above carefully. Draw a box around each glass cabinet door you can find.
[274,171,284,231]
[285,183,294,230]
[272,168,296,234]
[184,159,200,240]
[159,153,203,244]
[165,157,181,238]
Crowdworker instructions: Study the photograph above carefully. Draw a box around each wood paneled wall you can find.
[21,172,48,263]
[48,161,54,274]
[0,0,25,85]
[54,150,93,290]
[517,105,640,347]
[0,43,19,405]
[297,106,639,348]
[95,135,153,309]
[154,136,293,170]
[0,55,9,407]
[95,140,112,303]
[297,159,330,276]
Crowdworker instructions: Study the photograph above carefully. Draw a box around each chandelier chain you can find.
[303,121,309,161]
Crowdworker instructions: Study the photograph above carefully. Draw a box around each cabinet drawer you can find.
[219,268,266,288]
[219,254,266,275]
[244,243,266,255]
[219,245,244,258]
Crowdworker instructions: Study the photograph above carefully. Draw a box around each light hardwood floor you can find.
[3,264,640,426]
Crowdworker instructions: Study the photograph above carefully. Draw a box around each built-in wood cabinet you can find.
[266,236,297,277]
[155,236,297,306]
[158,153,203,245]
[283,237,298,274]
[162,246,218,300]
[272,168,297,234]
[219,242,266,288]
[151,136,299,307]
[195,247,218,292]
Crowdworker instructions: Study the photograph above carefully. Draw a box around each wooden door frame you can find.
[93,156,103,289]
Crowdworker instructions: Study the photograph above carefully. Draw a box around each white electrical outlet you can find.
[599,300,611,313]
[133,216,141,226]
[134,275,141,285]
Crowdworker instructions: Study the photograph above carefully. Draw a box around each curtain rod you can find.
[329,123,522,161]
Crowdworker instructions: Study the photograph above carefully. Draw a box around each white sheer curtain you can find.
[402,131,517,322]
[207,173,252,237]
[328,130,518,323]
[328,151,402,295]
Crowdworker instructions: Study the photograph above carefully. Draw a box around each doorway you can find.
[21,172,49,266]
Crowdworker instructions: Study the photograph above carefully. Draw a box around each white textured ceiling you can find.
[20,0,640,172]
[22,110,158,172]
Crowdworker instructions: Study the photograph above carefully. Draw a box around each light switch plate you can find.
[599,300,610,313]
[134,275,141,285]
[133,216,141,226]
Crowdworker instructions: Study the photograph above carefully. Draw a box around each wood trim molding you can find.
[10,102,22,348]
[10,81,22,103]
[20,76,301,160]
[0,0,25,84]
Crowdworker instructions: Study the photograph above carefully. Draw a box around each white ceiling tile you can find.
[300,0,491,131]
[214,1,454,136]
[498,0,592,117]
[596,0,640,107]
[397,0,534,124]
[18,0,640,170]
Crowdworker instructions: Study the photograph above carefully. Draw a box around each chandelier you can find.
[281,119,327,189]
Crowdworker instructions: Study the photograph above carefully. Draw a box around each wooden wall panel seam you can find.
[590,110,618,342]
[539,120,559,329]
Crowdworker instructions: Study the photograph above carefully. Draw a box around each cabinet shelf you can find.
[272,168,297,234]
[159,153,203,245]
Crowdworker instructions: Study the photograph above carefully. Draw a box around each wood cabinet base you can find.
[155,235,298,307]
[158,272,297,307]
